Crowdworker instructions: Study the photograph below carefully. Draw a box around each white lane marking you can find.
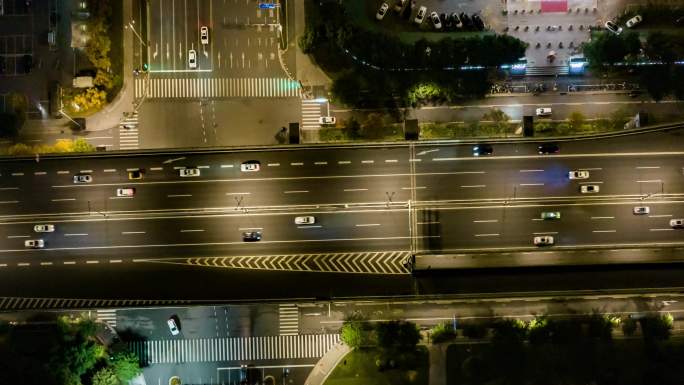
[356,223,381,227]
[593,230,617,233]
[220,164,233,168]
[291,162,304,166]
[11,172,24,176]
[122,231,146,235]
[298,225,322,229]
[198,165,210,169]
[519,183,544,186]
[591,216,614,220]
[0,187,19,190]
[344,188,368,192]
[80,170,93,173]
[533,231,558,235]
[150,167,164,171]
[163,157,186,164]
[636,180,662,183]
[0,263,6,267]
[473,219,498,223]
[63,261,76,265]
[579,181,603,184]
[167,194,192,198]
[385,159,398,163]
[180,229,204,233]
[57,170,70,174]
[650,228,674,231]
[417,149,440,156]
[34,171,46,175]
[86,260,99,264]
[126,168,139,172]
[417,221,440,225]
[401,186,426,190]
[475,233,499,237]
[461,185,486,188]
[225,192,251,195]
[51,198,76,202]
[520,169,543,172]
[18,263,30,267]
[7,235,29,238]
[109,259,122,263]
[649,214,672,218]
[531,218,544,221]
[65,233,88,237]
[582,167,603,170]
[238,227,263,230]
[338,161,351,164]
[362,160,374,164]
[636,166,660,169]
[104,169,117,172]
[0,201,19,204]
[314,161,328,165]
[268,163,280,167]
[284,190,309,194]
[109,196,133,200]
[409,158,422,162]
[40,262,53,266]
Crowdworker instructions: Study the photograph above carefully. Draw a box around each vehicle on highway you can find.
[472,144,493,156]
[535,107,552,117]
[179,167,200,177]
[394,0,406,12]
[633,206,650,215]
[537,143,559,154]
[200,26,209,44]
[625,15,642,28]
[568,170,589,179]
[533,235,554,246]
[319,116,336,125]
[541,211,561,220]
[670,219,684,228]
[128,169,144,180]
[34,224,55,232]
[430,12,442,29]
[242,231,262,242]
[167,317,180,335]
[240,161,260,172]
[414,6,427,24]
[116,188,136,197]
[295,216,316,225]
[580,184,600,193]
[376,2,389,20]
[73,174,92,184]
[24,239,45,249]
[188,49,197,68]
[605,20,622,35]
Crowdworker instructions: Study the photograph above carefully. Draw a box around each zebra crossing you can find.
[96,309,117,328]
[301,99,321,131]
[135,77,302,99]
[279,304,299,335]
[129,334,340,365]
[119,111,139,150]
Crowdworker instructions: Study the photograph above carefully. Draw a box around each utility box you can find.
[404,119,419,140]
[288,122,300,144]
[523,115,534,137]
[72,76,94,88]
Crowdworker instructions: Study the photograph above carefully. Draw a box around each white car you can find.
[188,49,197,68]
[24,239,45,249]
[34,224,55,233]
[295,216,316,225]
[200,26,209,44]
[605,21,623,35]
[319,116,336,125]
[240,161,260,172]
[116,188,136,197]
[430,12,442,29]
[73,174,92,184]
[167,317,180,336]
[535,107,552,117]
[670,219,684,228]
[625,15,642,28]
[376,2,389,20]
[633,206,650,215]
[179,167,200,177]
[568,170,589,179]
[580,184,600,194]
[533,236,554,246]
[414,6,427,25]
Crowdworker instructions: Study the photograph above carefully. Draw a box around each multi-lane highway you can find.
[0,127,684,303]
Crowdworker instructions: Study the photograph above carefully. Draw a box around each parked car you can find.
[430,12,442,29]
[580,184,600,193]
[533,236,554,246]
[200,26,209,44]
[670,219,684,228]
[376,2,389,20]
[472,14,485,30]
[537,143,559,154]
[21,54,32,74]
[605,20,622,35]
[633,206,650,215]
[240,161,260,172]
[414,6,427,24]
[536,107,552,116]
[167,317,180,335]
[116,188,136,197]
[319,116,336,125]
[34,224,55,232]
[459,12,472,29]
[568,170,589,179]
[295,216,316,225]
[450,13,462,29]
[242,231,262,242]
[24,239,45,249]
[472,144,493,156]
[625,15,642,28]
[179,167,200,177]
[73,174,92,184]
[188,49,197,68]
[541,212,561,220]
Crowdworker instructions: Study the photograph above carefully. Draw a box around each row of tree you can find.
[4,138,95,155]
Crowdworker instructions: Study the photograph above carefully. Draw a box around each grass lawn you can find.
[324,348,429,385]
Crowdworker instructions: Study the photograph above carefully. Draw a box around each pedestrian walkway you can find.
[95,309,117,328]
[301,99,322,130]
[279,304,299,335]
[303,342,350,385]
[135,77,302,99]
[118,111,139,150]
[129,334,340,365]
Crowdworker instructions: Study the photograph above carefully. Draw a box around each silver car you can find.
[73,174,92,184]
[25,239,45,249]
[568,170,589,179]
[533,236,554,246]
[295,216,316,225]
[34,224,55,233]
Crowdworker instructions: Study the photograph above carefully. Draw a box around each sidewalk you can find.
[428,344,448,385]
[293,0,332,90]
[303,342,350,385]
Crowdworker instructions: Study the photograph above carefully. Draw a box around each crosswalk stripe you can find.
[136,77,302,99]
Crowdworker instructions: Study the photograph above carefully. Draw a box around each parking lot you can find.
[0,35,33,76]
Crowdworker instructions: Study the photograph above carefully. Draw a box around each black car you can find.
[459,12,472,29]
[538,143,560,155]
[242,231,262,242]
[473,144,493,156]
[472,14,485,31]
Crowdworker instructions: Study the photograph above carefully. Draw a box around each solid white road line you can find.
[180,229,204,232]
[475,233,499,237]
[593,230,617,233]
[122,231,146,235]
[284,190,309,194]
[344,188,368,192]
[356,223,380,227]
[473,219,498,223]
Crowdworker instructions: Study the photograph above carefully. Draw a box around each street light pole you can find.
[126,21,146,47]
